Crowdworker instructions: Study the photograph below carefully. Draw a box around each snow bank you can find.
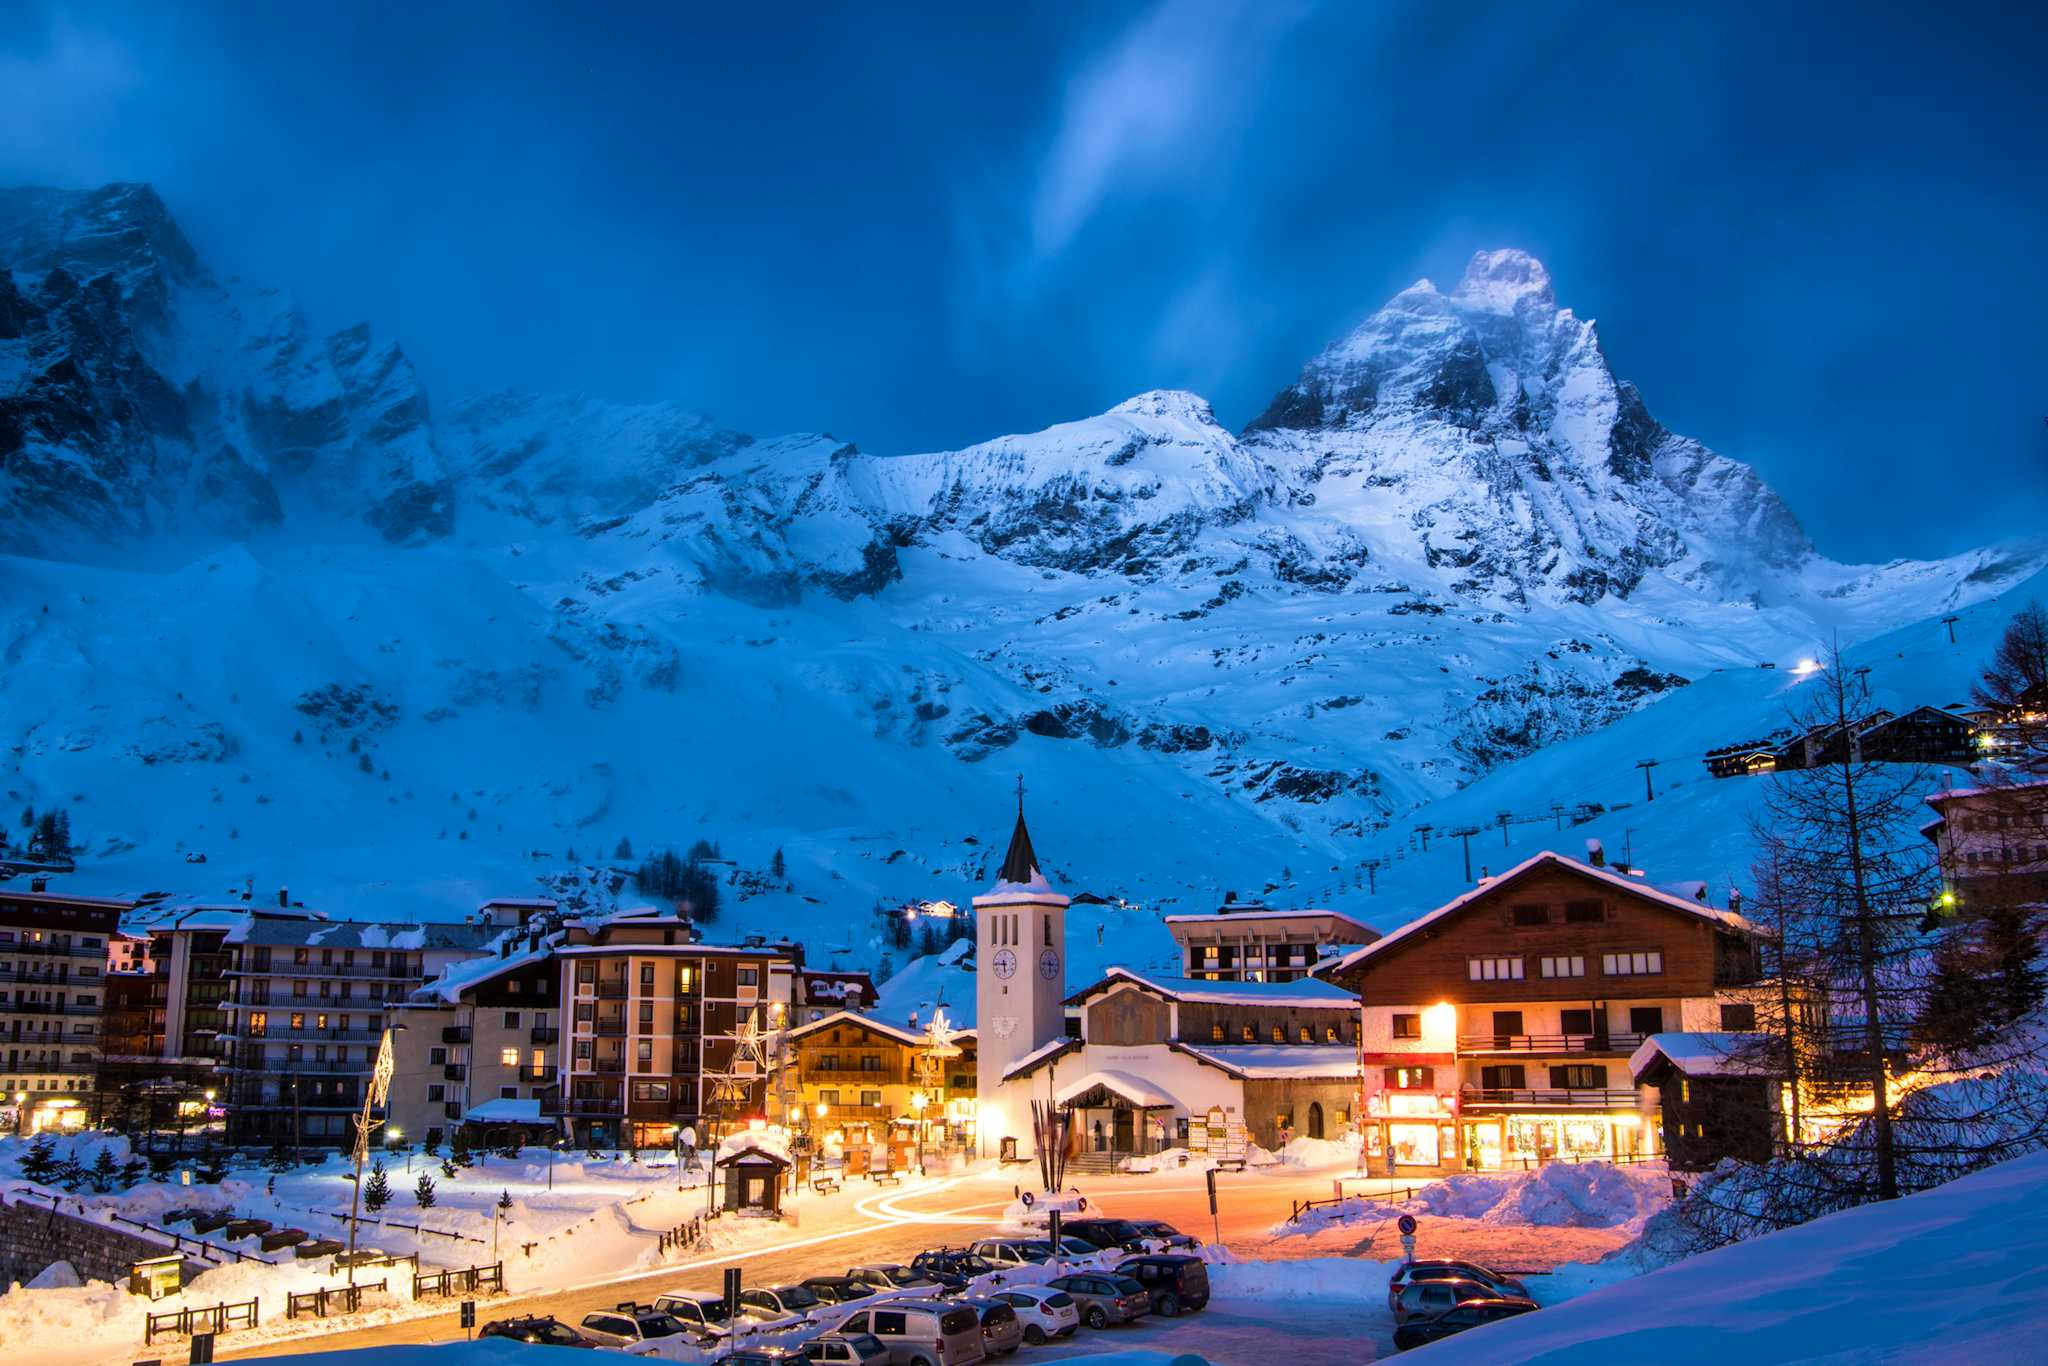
[22,1261,80,1290]
[1276,1162,1670,1237]
[1414,1149,2048,1363]
[1208,1255,1396,1303]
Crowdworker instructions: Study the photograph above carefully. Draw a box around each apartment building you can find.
[783,1010,977,1146]
[1322,851,1762,1174]
[0,889,129,1133]
[1922,779,2048,907]
[1164,899,1380,982]
[387,941,561,1150]
[554,916,800,1149]
[219,911,494,1146]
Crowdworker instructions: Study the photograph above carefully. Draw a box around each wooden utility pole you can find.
[1941,615,1959,645]
[1636,758,1659,803]
[1495,810,1512,846]
[1415,824,1433,852]
[1364,859,1379,895]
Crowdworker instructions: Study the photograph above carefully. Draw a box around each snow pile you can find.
[1207,1255,1395,1303]
[996,1187,1090,1231]
[1276,1162,1670,1237]
[22,1261,80,1290]
[1414,1149,2048,1363]
[1270,1132,1364,1169]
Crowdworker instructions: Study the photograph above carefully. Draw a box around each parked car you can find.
[800,1331,893,1366]
[1122,1220,1200,1251]
[969,1236,1102,1267]
[477,1316,598,1348]
[1022,1237,1105,1261]
[651,1291,742,1337]
[824,1298,987,1366]
[949,1296,1023,1357]
[741,1285,828,1322]
[1392,1297,1539,1350]
[578,1304,694,1350]
[850,1263,952,1296]
[1046,1273,1151,1328]
[1385,1261,1529,1313]
[1113,1254,1210,1315]
[912,1249,997,1284]
[1060,1219,1154,1253]
[987,1285,1080,1345]
[1392,1278,1508,1326]
[804,1276,883,1305]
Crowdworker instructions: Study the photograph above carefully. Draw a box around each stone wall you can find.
[0,1192,180,1289]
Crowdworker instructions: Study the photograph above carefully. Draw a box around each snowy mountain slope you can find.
[2,182,2039,984]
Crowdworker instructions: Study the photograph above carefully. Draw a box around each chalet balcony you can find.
[1457,1032,1647,1056]
[530,1026,559,1044]
[1461,1088,1641,1109]
[593,980,629,999]
[442,1025,472,1044]
[442,1063,467,1081]
[556,1096,622,1116]
[519,1065,550,1082]
[594,1018,628,1037]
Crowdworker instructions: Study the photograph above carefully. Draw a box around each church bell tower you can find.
[973,792,1069,1156]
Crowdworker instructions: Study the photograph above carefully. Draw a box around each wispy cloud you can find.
[0,19,140,178]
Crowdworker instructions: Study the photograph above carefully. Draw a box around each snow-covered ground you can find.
[1409,1148,2048,1363]
[1274,1161,1672,1239]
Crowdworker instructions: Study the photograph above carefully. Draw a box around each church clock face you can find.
[991,948,1017,979]
[1038,948,1061,981]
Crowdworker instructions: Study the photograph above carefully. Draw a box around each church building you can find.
[973,804,1364,1166]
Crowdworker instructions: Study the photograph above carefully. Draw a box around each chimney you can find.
[278,887,289,908]
[30,876,47,893]
[1585,838,1606,868]
[1729,888,1743,914]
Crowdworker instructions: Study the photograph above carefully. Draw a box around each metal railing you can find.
[530,1026,559,1044]
[1457,1032,1648,1055]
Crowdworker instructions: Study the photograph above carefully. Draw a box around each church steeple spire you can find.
[997,804,1041,888]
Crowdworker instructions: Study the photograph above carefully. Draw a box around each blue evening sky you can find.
[2,1,2042,560]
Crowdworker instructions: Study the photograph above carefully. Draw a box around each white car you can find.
[652,1291,752,1339]
[987,1286,1081,1345]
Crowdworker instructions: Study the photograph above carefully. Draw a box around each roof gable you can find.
[1324,851,1753,978]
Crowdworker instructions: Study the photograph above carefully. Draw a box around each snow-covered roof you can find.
[1054,1069,1177,1108]
[1324,851,1756,977]
[978,805,1063,901]
[1170,1043,1360,1080]
[786,1009,930,1048]
[1162,907,1379,937]
[227,912,496,953]
[423,939,554,1002]
[1923,777,2048,808]
[1070,966,1358,1010]
[1001,1036,1082,1083]
[1628,1031,1781,1081]
[463,1097,545,1124]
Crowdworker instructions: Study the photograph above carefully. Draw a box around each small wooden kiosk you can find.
[716,1144,793,1217]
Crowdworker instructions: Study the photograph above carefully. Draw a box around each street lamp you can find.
[909,1090,929,1175]
[13,1090,26,1139]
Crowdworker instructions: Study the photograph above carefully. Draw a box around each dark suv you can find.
[1059,1219,1151,1252]
[477,1316,597,1348]
[1392,1297,1538,1349]
[911,1249,996,1286]
[1115,1255,1209,1315]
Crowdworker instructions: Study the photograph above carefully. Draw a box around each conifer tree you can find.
[363,1159,392,1213]
[451,1130,476,1169]
[498,1188,513,1212]
[414,1171,437,1209]
[770,847,787,880]
[20,1134,56,1182]
[90,1145,119,1192]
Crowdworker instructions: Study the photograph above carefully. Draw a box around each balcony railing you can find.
[229,962,421,981]
[443,1063,467,1081]
[519,1065,550,1082]
[594,1019,627,1037]
[1457,1032,1647,1055]
[555,1097,622,1116]
[0,1001,100,1016]
[592,980,629,999]
[530,1026,559,1044]
[225,1026,384,1044]
[442,1026,472,1044]
[1460,1088,1641,1109]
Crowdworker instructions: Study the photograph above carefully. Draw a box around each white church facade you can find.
[973,806,1366,1164]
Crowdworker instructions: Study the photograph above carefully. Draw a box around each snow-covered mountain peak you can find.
[1449,247,1557,315]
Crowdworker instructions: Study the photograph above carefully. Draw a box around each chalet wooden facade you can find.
[1629,1034,1782,1171]
[784,1010,976,1150]
[1705,705,1979,780]
[1321,851,1762,1174]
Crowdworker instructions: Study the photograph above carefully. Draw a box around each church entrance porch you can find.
[1056,1071,1178,1171]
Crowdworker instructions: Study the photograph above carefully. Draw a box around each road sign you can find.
[460,1300,476,1331]
[188,1333,215,1365]
[1396,1214,1417,1236]
[1047,1208,1063,1251]
[1019,1190,1034,1207]
[723,1266,742,1310]
[1205,1169,1218,1215]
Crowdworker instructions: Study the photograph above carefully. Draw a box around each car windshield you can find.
[1109,1277,1145,1295]
[778,1286,821,1309]
[1058,1237,1098,1254]
[1043,1292,1074,1309]
[847,1334,886,1355]
[958,1255,992,1273]
[638,1314,686,1338]
[537,1323,581,1345]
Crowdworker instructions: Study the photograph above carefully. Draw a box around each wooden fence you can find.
[414,1261,504,1298]
[144,1298,259,1344]
[656,1215,707,1255]
[286,1279,386,1320]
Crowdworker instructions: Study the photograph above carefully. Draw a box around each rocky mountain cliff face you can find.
[2,184,2037,921]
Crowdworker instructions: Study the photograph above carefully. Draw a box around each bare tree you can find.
[1973,600,2048,774]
